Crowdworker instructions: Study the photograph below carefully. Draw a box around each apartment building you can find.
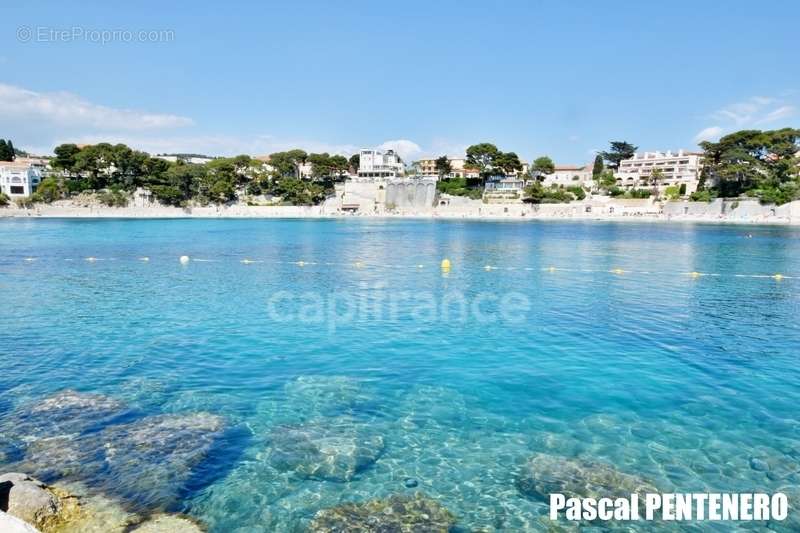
[616,150,703,193]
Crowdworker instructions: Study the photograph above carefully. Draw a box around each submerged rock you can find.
[9,404,225,510]
[17,436,93,481]
[129,514,205,533]
[283,376,371,416]
[309,493,455,532]
[8,391,126,441]
[93,412,225,508]
[266,417,384,482]
[516,453,657,502]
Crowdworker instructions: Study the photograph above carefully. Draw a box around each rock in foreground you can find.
[0,510,41,533]
[0,473,60,529]
[516,453,657,501]
[309,493,455,532]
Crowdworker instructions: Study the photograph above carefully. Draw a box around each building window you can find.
[10,186,24,194]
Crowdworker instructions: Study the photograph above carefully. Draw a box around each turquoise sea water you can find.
[1,218,800,531]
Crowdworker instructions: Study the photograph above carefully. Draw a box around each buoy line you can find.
[15,256,796,281]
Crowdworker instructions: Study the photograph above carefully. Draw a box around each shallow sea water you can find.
[1,218,800,531]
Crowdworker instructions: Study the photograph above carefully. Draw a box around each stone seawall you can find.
[2,198,800,224]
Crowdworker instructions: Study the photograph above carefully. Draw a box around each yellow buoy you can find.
[611,268,624,275]
[548,266,556,273]
[241,259,253,264]
[417,264,424,269]
[179,255,190,264]
[440,259,451,270]
[354,261,365,269]
[139,257,150,262]
[773,273,784,281]
[689,271,701,278]
[296,261,306,267]
[484,265,493,271]
[86,257,97,262]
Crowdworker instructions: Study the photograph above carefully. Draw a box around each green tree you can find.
[0,140,12,161]
[74,143,117,189]
[268,149,308,178]
[496,152,523,176]
[594,169,617,191]
[699,128,800,203]
[531,156,555,177]
[35,177,62,203]
[309,152,335,179]
[329,155,349,178]
[600,141,638,169]
[523,182,576,204]
[434,155,452,178]
[52,144,81,173]
[6,140,16,161]
[592,154,604,178]
[465,143,500,181]
[348,153,360,173]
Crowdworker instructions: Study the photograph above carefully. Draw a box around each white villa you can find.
[616,150,703,193]
[0,158,46,197]
[357,149,405,179]
[541,164,594,189]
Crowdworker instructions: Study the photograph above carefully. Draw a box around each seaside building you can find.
[615,150,703,194]
[540,164,594,189]
[0,158,46,197]
[484,176,526,203]
[336,149,437,212]
[416,156,480,179]
[357,149,405,179]
[152,154,214,165]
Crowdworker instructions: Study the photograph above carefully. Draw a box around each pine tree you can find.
[7,140,15,160]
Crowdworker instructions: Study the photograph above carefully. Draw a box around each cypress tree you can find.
[7,140,15,160]
[0,140,8,161]
[592,154,604,178]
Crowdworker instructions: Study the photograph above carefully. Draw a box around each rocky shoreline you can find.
[0,473,204,533]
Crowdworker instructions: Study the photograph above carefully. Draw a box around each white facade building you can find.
[0,158,46,197]
[153,155,214,164]
[541,164,594,189]
[357,149,405,179]
[616,150,703,194]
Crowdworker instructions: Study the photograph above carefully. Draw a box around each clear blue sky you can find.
[1,0,798,163]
